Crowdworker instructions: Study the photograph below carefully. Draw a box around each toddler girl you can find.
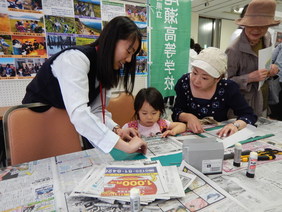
[123,87,186,137]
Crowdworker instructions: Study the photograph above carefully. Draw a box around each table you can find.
[1,117,282,211]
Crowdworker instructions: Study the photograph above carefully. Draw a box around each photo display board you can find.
[0,0,148,80]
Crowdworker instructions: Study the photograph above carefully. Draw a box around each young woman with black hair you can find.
[22,16,147,154]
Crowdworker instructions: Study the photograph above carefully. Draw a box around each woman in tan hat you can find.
[226,0,280,117]
[172,47,257,137]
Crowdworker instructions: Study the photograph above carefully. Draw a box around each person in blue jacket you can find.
[269,42,282,120]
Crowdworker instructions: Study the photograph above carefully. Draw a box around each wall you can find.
[191,12,237,51]
[220,19,237,51]
[112,75,147,97]
[0,79,31,106]
[190,12,199,43]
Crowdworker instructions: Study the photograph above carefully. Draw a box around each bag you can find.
[268,76,281,105]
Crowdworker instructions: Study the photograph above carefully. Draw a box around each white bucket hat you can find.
[191,47,227,78]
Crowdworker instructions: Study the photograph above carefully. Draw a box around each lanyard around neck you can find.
[99,83,106,124]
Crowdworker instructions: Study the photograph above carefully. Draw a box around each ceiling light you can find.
[233,7,243,14]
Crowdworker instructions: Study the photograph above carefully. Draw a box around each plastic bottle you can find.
[246,152,258,178]
[130,188,140,212]
[233,143,242,167]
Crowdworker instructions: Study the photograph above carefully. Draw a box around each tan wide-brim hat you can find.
[235,0,280,27]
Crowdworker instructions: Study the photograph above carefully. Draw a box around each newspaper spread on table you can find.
[2,119,282,211]
[65,159,248,211]
[143,136,183,157]
[0,158,57,211]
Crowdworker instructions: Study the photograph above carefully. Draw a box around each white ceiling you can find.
[127,0,282,21]
[191,0,282,20]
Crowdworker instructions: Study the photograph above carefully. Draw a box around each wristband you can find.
[232,122,240,129]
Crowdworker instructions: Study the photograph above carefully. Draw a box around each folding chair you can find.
[107,92,135,127]
[3,103,82,166]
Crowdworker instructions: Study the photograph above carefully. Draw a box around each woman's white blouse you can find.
[51,49,119,153]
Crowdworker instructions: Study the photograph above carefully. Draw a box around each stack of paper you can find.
[70,160,194,205]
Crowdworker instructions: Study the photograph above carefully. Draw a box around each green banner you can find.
[149,0,191,97]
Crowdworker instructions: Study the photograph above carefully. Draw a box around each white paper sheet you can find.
[258,46,272,90]
[217,125,257,148]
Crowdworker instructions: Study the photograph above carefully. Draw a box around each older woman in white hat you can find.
[226,0,280,117]
[172,47,257,137]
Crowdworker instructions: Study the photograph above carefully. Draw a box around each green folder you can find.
[110,148,147,161]
[151,152,183,167]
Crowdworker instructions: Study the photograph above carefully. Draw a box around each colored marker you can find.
[246,152,258,178]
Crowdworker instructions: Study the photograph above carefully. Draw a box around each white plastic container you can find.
[130,188,140,212]
[233,143,242,167]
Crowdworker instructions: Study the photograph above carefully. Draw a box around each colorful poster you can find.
[0,0,147,81]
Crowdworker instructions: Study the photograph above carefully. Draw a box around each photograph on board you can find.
[12,35,46,57]
[135,21,147,39]
[0,13,11,33]
[46,34,76,56]
[0,58,16,78]
[125,4,146,23]
[15,58,46,77]
[75,17,101,36]
[75,36,95,45]
[136,56,147,75]
[45,15,76,34]
[7,0,43,12]
[0,35,13,56]
[74,0,101,19]
[9,11,45,34]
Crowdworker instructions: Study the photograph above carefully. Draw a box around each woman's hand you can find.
[115,128,140,141]
[115,137,147,154]
[216,120,246,138]
[128,136,147,154]
[216,123,238,138]
[181,113,204,134]
[268,64,279,77]
[248,69,268,82]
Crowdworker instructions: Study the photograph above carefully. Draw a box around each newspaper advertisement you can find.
[102,164,168,197]
[0,158,56,211]
[70,161,171,204]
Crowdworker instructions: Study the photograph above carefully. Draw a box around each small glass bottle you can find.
[246,152,258,178]
[130,188,140,212]
[233,143,242,167]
